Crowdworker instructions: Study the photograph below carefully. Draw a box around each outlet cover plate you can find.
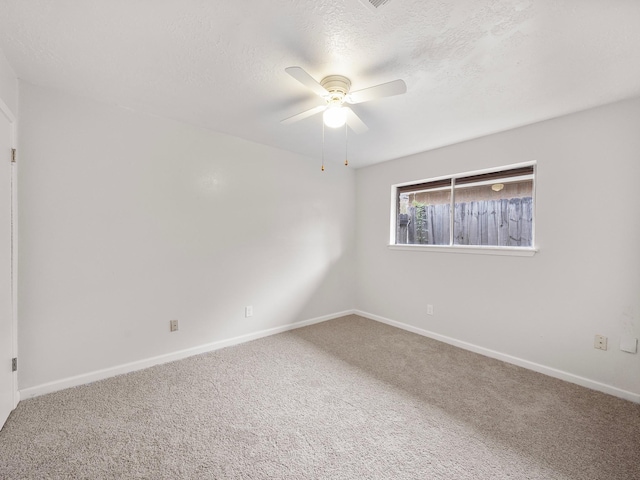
[594,334,607,351]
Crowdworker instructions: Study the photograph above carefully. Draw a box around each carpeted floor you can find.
[1,315,639,479]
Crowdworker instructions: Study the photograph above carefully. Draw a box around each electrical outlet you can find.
[170,319,179,332]
[427,304,434,316]
[245,306,253,318]
[594,334,607,351]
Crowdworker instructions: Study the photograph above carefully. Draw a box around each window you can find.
[394,164,535,249]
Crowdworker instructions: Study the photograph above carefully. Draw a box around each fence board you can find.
[400,197,532,247]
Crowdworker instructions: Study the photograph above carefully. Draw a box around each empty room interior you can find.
[1,1,639,479]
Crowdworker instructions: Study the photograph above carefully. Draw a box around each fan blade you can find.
[285,67,329,98]
[346,79,407,104]
[281,105,326,125]
[345,107,368,134]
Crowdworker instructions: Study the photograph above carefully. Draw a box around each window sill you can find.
[388,244,538,257]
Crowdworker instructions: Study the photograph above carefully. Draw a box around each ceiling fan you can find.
[281,66,407,134]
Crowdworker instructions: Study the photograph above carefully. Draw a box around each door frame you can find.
[0,96,18,410]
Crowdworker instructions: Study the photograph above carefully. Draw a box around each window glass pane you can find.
[453,179,533,247]
[397,188,451,245]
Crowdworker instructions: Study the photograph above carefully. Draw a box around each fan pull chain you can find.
[344,122,349,166]
[321,121,325,172]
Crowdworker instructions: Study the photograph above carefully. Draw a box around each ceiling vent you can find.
[359,0,392,11]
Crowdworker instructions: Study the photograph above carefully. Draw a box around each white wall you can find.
[16,76,640,402]
[355,98,640,399]
[18,82,356,391]
[0,48,18,115]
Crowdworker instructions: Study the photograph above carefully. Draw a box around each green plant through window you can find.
[413,201,427,244]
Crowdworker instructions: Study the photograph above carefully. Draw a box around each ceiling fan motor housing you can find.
[320,75,351,103]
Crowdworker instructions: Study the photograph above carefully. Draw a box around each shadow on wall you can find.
[194,213,354,341]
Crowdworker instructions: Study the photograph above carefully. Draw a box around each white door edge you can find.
[0,97,18,414]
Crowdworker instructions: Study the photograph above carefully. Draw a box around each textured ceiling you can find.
[1,0,639,168]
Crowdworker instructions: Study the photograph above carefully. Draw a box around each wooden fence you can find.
[397,197,533,247]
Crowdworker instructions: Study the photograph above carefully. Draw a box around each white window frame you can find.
[389,162,538,256]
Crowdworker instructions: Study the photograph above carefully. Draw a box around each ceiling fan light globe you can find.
[323,106,347,128]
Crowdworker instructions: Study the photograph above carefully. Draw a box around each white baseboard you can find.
[355,310,640,404]
[20,310,355,400]
[21,309,639,404]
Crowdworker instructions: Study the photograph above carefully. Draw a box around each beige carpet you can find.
[1,315,639,479]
